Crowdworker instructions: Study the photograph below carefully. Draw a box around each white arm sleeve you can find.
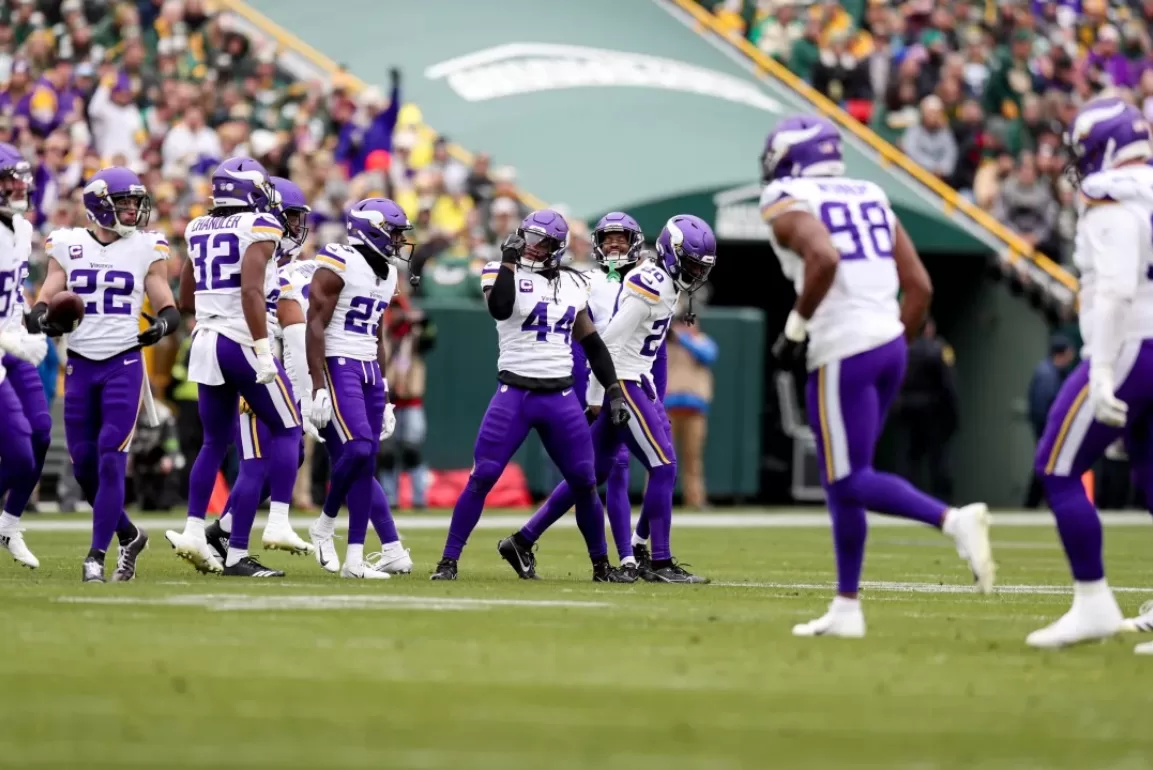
[586,368,605,409]
[1085,204,1142,375]
[280,322,310,404]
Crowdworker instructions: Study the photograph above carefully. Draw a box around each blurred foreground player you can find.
[762,116,994,638]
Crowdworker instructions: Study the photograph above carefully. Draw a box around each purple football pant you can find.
[0,355,51,517]
[805,335,948,595]
[521,379,675,559]
[0,377,37,524]
[186,334,301,527]
[316,358,397,547]
[64,351,145,552]
[1035,342,1153,582]
[443,384,606,562]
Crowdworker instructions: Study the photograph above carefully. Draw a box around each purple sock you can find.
[227,459,268,551]
[836,469,946,528]
[520,481,574,543]
[443,473,493,560]
[645,464,677,561]
[347,472,373,547]
[90,452,128,552]
[635,509,650,541]
[368,478,399,544]
[826,490,868,594]
[1043,474,1105,582]
[605,449,632,561]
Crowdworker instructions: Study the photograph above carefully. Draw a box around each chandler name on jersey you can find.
[480,263,590,380]
[611,262,677,382]
[46,227,169,360]
[314,244,397,362]
[185,211,283,346]
[761,176,904,370]
[0,213,33,334]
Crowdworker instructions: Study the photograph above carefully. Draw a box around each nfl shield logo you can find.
[68,245,83,259]
[518,279,533,293]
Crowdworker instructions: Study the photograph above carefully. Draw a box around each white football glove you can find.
[253,338,278,385]
[20,333,48,366]
[1089,367,1128,427]
[380,402,396,440]
[0,331,30,361]
[309,388,333,430]
[298,391,325,443]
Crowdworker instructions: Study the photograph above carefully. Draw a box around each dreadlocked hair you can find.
[207,205,253,218]
[546,264,591,302]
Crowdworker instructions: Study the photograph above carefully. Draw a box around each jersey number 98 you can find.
[819,201,894,261]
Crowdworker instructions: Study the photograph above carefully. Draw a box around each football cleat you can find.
[81,556,106,583]
[0,527,39,569]
[615,562,641,583]
[1027,589,1124,649]
[642,561,709,584]
[307,520,341,573]
[222,555,285,578]
[261,521,315,555]
[592,560,634,583]
[164,530,224,574]
[204,519,229,562]
[497,534,538,579]
[1121,600,1153,633]
[111,527,149,582]
[430,558,458,581]
[365,541,412,574]
[632,542,651,573]
[341,560,391,580]
[793,600,866,638]
[945,503,996,594]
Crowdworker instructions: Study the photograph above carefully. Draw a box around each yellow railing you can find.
[670,0,1079,293]
[213,0,549,210]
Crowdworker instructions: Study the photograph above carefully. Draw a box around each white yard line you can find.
[56,594,612,612]
[711,580,1153,596]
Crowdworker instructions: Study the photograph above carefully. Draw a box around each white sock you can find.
[381,539,403,553]
[225,548,247,567]
[267,502,290,527]
[0,512,20,530]
[631,533,647,547]
[942,508,959,537]
[184,517,206,538]
[1073,578,1110,601]
[619,556,637,567]
[346,543,364,567]
[832,595,861,613]
[219,513,233,534]
[313,514,336,537]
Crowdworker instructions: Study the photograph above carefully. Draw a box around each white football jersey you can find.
[480,263,591,379]
[761,175,904,370]
[186,211,283,346]
[1074,163,1153,353]
[0,214,33,337]
[277,260,320,317]
[46,227,169,360]
[586,269,622,334]
[314,244,397,362]
[605,262,678,382]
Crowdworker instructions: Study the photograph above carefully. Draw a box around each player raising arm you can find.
[761,115,993,639]
[29,167,178,582]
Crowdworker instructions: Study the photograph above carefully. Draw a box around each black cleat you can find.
[82,556,105,583]
[112,528,149,582]
[614,562,641,583]
[633,543,652,573]
[592,559,635,583]
[222,556,285,578]
[497,534,539,579]
[430,558,458,581]
[642,560,709,584]
[205,520,229,562]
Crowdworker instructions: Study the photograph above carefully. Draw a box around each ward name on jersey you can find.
[46,227,169,360]
[185,211,283,346]
[761,176,904,370]
[1074,163,1153,350]
[315,244,397,362]
[480,262,591,380]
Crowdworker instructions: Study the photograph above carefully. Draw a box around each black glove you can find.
[137,311,168,347]
[500,232,525,265]
[25,302,67,338]
[605,384,630,427]
[772,332,806,367]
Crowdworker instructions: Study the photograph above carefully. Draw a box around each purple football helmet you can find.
[0,143,32,216]
[655,215,717,293]
[517,209,569,272]
[346,197,414,267]
[1065,97,1153,183]
[211,157,278,213]
[83,167,151,236]
[592,211,644,271]
[760,115,845,183]
[271,176,311,259]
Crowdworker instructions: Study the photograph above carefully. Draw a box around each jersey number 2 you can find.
[819,201,894,261]
[71,269,134,316]
[522,302,576,343]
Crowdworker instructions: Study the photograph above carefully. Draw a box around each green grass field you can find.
[3,511,1153,769]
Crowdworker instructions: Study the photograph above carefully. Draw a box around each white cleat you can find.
[945,503,996,593]
[261,522,315,555]
[340,560,391,580]
[1121,600,1153,633]
[307,521,340,573]
[1027,582,1124,649]
[366,541,413,574]
[0,527,39,569]
[792,598,866,639]
[164,530,223,574]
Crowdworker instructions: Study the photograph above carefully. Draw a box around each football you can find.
[47,291,85,332]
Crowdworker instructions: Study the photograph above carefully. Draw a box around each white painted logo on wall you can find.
[425,43,782,113]
[713,184,771,241]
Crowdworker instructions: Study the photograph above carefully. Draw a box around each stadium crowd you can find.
[703,0,1153,269]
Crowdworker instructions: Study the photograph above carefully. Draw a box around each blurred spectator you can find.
[894,318,958,503]
[161,105,220,178]
[1025,335,1075,508]
[812,29,872,114]
[993,151,1057,254]
[88,70,144,163]
[128,398,180,511]
[335,68,401,177]
[789,18,823,83]
[901,95,957,180]
[666,316,718,510]
[380,299,437,510]
[950,98,989,194]
[752,0,805,64]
